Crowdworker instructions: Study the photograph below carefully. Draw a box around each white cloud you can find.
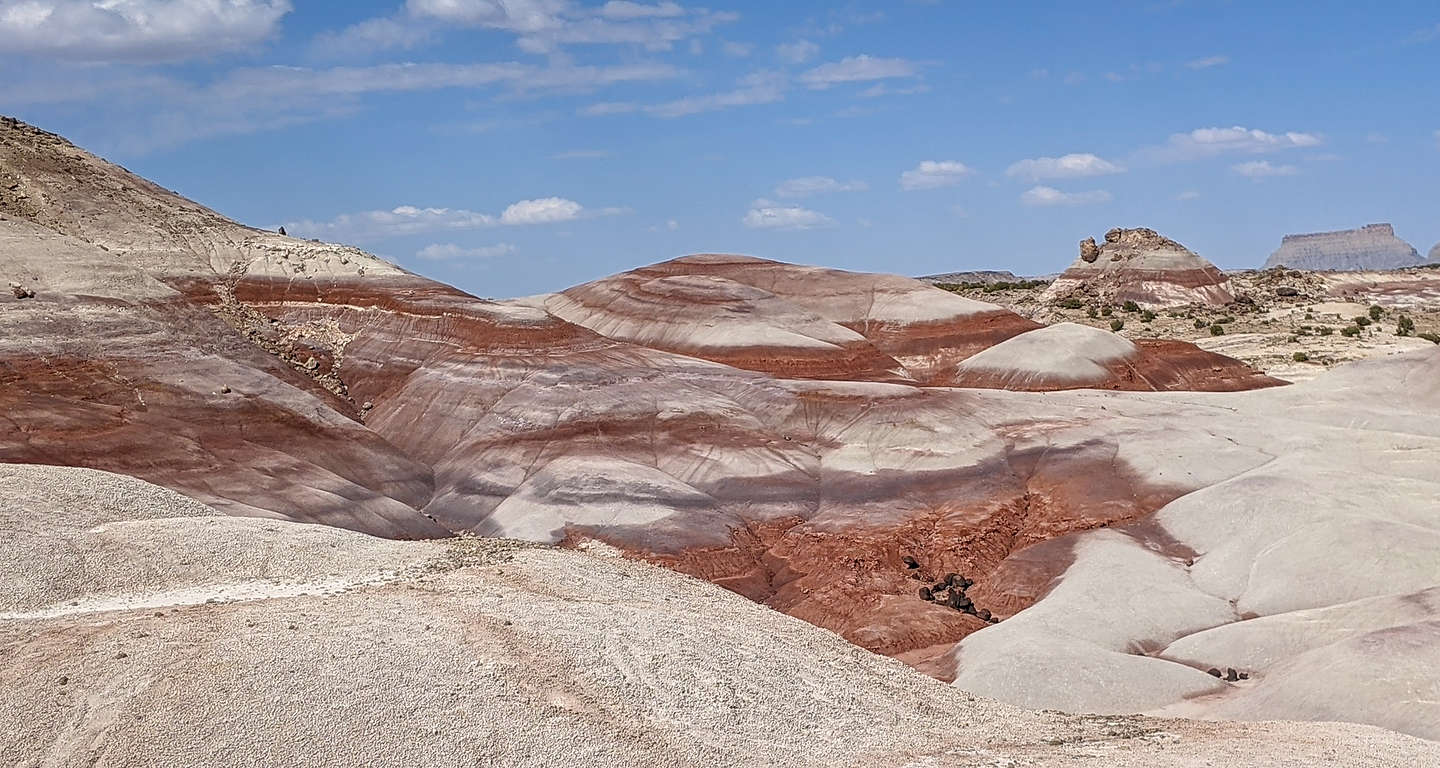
[667,218,679,230]
[742,199,834,230]
[1005,153,1124,181]
[500,197,584,224]
[776,39,819,63]
[899,160,973,191]
[579,101,638,116]
[773,176,867,198]
[799,55,918,89]
[1185,55,1229,69]
[1140,125,1322,163]
[1366,132,1389,144]
[599,1,683,19]
[0,0,291,62]
[641,70,786,118]
[283,197,619,240]
[1020,186,1112,206]
[1232,160,1299,178]
[402,0,735,54]
[721,40,752,57]
[1176,190,1201,201]
[1063,71,1086,85]
[416,242,516,261]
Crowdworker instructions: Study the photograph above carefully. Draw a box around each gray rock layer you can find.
[1265,224,1421,271]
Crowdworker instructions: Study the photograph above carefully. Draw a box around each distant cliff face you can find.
[1429,242,1440,264]
[1264,223,1422,271]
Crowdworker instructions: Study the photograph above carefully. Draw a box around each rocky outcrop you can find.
[1264,223,1422,271]
[950,323,1280,392]
[1041,227,1234,308]
[1430,241,1439,264]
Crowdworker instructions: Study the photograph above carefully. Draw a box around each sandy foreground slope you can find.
[3,463,1437,768]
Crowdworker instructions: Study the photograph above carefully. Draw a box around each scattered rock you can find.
[1080,237,1100,263]
[1275,286,1300,297]
[56,676,68,686]
[1226,668,1239,682]
[918,587,933,601]
[115,652,128,659]
[901,555,919,570]
[219,385,232,394]
[9,282,35,299]
[278,226,287,236]
[1208,668,1222,678]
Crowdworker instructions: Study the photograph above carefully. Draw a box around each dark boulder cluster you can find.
[1207,667,1250,682]
[911,564,998,624]
[9,282,34,299]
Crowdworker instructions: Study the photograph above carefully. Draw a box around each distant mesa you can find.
[917,270,1021,285]
[1040,227,1234,308]
[1264,223,1422,271]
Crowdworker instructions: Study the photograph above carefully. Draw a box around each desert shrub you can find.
[1396,315,1415,336]
[1193,318,1207,329]
[1122,300,1140,313]
[1217,315,1235,325]
[1317,326,1334,336]
[1209,324,1225,336]
[1101,306,1113,317]
[1419,332,1440,344]
[1354,315,1372,327]
[1341,325,1362,337]
[1086,307,1098,318]
[1140,310,1156,323]
[1293,352,1309,362]
[1110,319,1125,332]
[1369,305,1384,321]
[1057,298,1084,309]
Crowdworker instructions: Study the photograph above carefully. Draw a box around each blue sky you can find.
[3,0,1438,297]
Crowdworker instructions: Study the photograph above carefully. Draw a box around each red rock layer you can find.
[947,338,1283,392]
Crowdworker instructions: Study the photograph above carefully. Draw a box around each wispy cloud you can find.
[1232,160,1298,178]
[416,242,516,261]
[776,39,820,63]
[321,0,737,56]
[1136,125,1322,164]
[742,199,834,230]
[283,197,625,241]
[1185,55,1229,69]
[1020,186,1112,206]
[799,55,918,89]
[1005,153,1124,181]
[773,176,868,198]
[900,160,973,191]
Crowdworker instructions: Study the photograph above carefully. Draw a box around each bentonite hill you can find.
[4,115,1440,767]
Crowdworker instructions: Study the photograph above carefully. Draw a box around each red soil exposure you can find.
[579,450,1190,677]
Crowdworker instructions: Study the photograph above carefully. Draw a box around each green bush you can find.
[1217,315,1235,325]
[1110,319,1125,332]
[1101,306,1113,317]
[1086,307,1098,318]
[1193,318,1208,329]
[1341,325,1362,337]
[1354,315,1372,327]
[1396,315,1415,336]
[1317,326,1334,336]
[1369,305,1384,321]
[1057,298,1084,309]
[1419,332,1440,344]
[1293,351,1309,363]
[1209,324,1225,336]
[1140,310,1156,323]
[1122,300,1140,313]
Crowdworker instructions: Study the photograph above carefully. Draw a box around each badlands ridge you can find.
[3,116,1439,764]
